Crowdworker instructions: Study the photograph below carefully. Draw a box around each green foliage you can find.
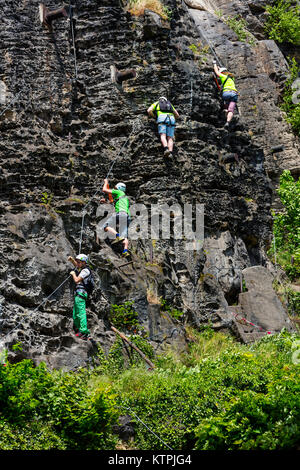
[273,279,300,319]
[41,191,53,206]
[280,58,300,136]
[0,360,118,449]
[188,42,210,65]
[269,170,300,280]
[109,301,141,332]
[264,0,300,45]
[160,298,184,321]
[96,334,154,375]
[224,15,256,46]
[111,330,300,450]
[195,375,300,450]
[1,329,299,450]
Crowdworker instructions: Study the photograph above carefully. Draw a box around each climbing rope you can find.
[78,118,144,253]
[229,311,273,335]
[0,88,24,117]
[181,1,225,68]
[1,275,71,340]
[120,402,174,450]
[69,2,78,81]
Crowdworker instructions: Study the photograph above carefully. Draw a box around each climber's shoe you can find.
[111,236,125,245]
[76,332,91,341]
[122,249,130,258]
[164,147,171,156]
[224,122,230,130]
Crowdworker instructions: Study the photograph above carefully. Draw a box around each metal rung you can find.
[39,3,69,31]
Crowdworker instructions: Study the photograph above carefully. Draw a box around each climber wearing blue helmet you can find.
[101,178,131,257]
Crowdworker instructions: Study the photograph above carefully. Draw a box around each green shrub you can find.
[195,375,300,450]
[109,301,141,332]
[1,329,299,450]
[160,298,184,321]
[264,0,300,45]
[269,170,300,280]
[111,330,300,450]
[0,360,118,450]
[224,15,256,45]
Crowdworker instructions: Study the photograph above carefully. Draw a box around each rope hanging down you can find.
[78,119,143,253]
[181,1,225,68]
[120,402,174,451]
[69,3,78,81]
[1,275,71,340]
[230,311,273,335]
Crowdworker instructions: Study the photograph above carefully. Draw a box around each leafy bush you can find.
[111,330,300,450]
[109,301,140,333]
[280,57,300,136]
[96,333,154,375]
[195,376,300,450]
[160,298,184,321]
[1,329,299,450]
[224,15,256,45]
[264,0,300,45]
[269,170,300,280]
[0,360,118,449]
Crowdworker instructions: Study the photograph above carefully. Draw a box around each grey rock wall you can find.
[0,0,296,369]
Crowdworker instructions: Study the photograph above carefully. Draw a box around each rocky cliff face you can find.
[0,0,296,370]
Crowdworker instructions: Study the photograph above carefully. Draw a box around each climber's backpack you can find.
[75,267,95,296]
[83,268,95,296]
[155,98,173,115]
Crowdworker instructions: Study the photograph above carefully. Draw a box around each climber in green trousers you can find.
[69,254,91,340]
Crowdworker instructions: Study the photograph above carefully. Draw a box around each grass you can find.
[1,328,299,450]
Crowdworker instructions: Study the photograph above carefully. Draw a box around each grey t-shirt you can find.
[76,267,90,292]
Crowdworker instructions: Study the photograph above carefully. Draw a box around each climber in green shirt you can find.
[101,179,131,257]
[213,61,238,129]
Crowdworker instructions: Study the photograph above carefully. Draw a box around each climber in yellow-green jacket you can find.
[213,61,238,130]
[147,97,180,158]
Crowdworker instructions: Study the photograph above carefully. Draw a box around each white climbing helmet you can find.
[76,254,88,263]
[116,182,126,192]
[219,67,227,73]
[159,96,168,101]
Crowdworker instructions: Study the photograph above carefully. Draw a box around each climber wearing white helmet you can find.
[100,178,131,257]
[213,61,238,130]
[147,96,179,158]
[68,253,92,340]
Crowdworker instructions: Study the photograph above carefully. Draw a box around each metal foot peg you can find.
[111,65,136,86]
[39,3,70,31]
